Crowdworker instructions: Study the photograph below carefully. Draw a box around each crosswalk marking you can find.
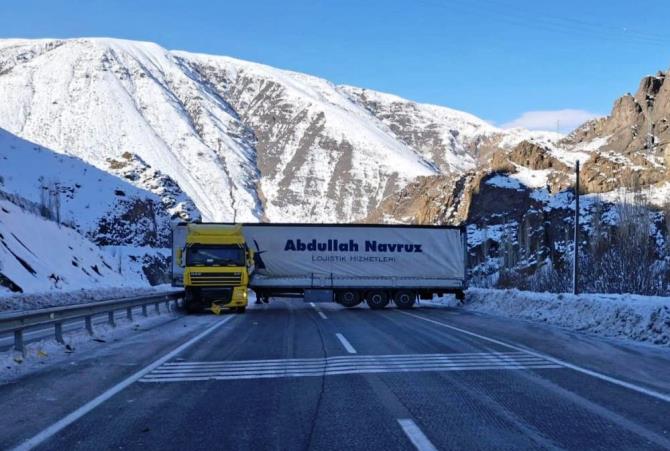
[139,352,562,383]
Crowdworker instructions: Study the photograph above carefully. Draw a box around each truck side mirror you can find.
[176,248,184,267]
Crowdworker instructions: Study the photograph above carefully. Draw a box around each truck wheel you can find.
[336,290,361,308]
[367,290,389,310]
[236,306,247,314]
[184,301,201,314]
[393,290,416,309]
[184,292,201,314]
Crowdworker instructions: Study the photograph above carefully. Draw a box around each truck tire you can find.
[367,290,389,310]
[184,301,202,314]
[393,290,416,309]
[184,291,201,314]
[336,289,361,308]
[235,306,246,314]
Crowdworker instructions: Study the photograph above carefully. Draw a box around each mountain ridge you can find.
[0,37,561,224]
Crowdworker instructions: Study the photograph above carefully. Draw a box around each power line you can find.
[415,0,670,47]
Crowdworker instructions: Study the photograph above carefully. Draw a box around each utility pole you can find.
[573,160,580,295]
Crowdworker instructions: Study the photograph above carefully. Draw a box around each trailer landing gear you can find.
[455,290,465,303]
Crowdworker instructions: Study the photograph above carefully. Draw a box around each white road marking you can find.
[139,352,561,382]
[397,419,438,451]
[12,316,236,451]
[336,333,357,354]
[309,302,328,319]
[399,310,670,404]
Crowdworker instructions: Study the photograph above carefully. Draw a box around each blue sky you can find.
[2,0,670,132]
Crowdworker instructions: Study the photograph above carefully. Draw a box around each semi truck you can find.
[172,223,467,312]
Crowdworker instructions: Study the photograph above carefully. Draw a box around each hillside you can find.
[0,37,559,224]
[0,197,148,295]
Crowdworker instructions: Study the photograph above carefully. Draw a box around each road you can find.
[2,300,670,450]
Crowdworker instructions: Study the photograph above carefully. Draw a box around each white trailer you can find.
[242,223,467,309]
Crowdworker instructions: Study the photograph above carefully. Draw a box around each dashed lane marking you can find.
[398,419,438,451]
[336,333,357,354]
[139,351,562,383]
[309,302,328,319]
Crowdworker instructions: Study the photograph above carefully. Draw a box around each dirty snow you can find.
[0,304,181,382]
[431,288,670,346]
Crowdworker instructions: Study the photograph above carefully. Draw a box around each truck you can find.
[172,223,252,313]
[172,223,467,312]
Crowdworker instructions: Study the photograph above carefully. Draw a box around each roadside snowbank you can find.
[0,285,180,312]
[431,288,670,346]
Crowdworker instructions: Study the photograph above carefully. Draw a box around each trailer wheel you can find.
[367,290,389,309]
[336,290,361,308]
[393,290,416,309]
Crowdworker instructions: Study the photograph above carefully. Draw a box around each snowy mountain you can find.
[0,37,560,224]
[339,86,562,173]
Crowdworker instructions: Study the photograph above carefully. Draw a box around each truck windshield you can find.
[186,245,245,266]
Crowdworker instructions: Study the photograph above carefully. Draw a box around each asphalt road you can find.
[2,300,670,450]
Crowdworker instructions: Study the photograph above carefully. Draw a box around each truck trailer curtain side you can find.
[242,224,465,288]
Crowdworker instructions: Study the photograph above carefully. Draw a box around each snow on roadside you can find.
[0,306,182,382]
[431,288,670,346]
[0,285,180,312]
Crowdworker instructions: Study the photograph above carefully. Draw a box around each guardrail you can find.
[0,291,184,354]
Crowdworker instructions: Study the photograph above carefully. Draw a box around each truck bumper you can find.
[185,287,248,310]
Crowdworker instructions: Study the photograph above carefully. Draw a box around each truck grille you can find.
[190,272,242,286]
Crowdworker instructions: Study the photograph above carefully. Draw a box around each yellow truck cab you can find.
[176,224,252,314]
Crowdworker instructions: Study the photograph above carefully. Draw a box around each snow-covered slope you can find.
[0,37,562,223]
[180,52,439,221]
[340,86,562,172]
[0,127,171,246]
[0,38,261,222]
[0,198,147,295]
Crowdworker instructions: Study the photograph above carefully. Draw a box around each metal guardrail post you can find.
[126,307,133,321]
[85,316,94,335]
[0,291,183,349]
[55,322,64,344]
[14,329,24,354]
[155,302,160,314]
